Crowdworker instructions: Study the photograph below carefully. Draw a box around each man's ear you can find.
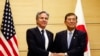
[76,20,78,23]
[64,21,66,24]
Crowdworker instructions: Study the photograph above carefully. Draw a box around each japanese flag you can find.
[75,0,91,56]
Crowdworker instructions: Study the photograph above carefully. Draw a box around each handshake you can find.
[50,52,68,56]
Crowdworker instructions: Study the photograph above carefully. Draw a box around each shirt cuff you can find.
[65,52,68,56]
[48,52,51,56]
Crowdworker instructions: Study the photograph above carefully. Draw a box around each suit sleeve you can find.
[26,29,49,56]
[53,33,62,52]
[67,32,87,56]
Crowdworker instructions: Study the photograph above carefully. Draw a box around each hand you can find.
[52,53,65,56]
[50,53,56,56]
[56,53,65,56]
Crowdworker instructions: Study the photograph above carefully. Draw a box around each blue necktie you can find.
[41,30,45,47]
[67,31,72,48]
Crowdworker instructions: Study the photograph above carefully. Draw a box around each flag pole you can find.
[6,0,8,3]
[6,0,11,3]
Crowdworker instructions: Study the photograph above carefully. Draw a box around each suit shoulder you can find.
[56,30,66,34]
[76,29,86,35]
[26,27,38,32]
[27,27,35,31]
[77,29,86,33]
[46,30,53,34]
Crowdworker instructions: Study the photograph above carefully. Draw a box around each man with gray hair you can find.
[26,11,54,56]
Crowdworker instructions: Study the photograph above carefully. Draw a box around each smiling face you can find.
[64,13,77,31]
[36,12,49,29]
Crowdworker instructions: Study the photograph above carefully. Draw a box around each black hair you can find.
[65,13,77,21]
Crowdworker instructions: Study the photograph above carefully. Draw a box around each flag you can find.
[75,0,91,56]
[0,0,19,56]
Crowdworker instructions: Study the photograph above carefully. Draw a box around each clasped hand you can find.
[51,53,66,56]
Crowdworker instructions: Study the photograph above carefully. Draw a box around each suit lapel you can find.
[46,30,50,40]
[35,27,42,39]
[63,30,68,49]
[35,27,45,49]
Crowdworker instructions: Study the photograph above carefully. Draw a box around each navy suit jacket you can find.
[26,27,53,56]
[53,29,87,56]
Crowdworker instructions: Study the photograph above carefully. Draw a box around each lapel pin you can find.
[74,37,75,39]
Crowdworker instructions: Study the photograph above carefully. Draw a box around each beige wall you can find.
[0,0,100,56]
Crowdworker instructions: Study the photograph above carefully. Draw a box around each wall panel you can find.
[83,0,100,23]
[87,24,100,49]
[19,51,27,56]
[11,0,42,24]
[91,50,100,56]
[43,0,76,24]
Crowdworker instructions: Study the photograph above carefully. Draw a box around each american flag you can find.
[0,0,19,56]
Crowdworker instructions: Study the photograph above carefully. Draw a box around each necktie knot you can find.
[69,31,72,37]
[69,31,72,35]
[41,30,44,34]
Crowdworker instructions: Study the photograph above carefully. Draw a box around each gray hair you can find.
[36,11,49,20]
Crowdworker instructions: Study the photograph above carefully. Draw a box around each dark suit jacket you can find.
[26,27,53,56]
[53,29,87,56]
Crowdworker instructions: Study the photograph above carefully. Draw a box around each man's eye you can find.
[45,18,48,20]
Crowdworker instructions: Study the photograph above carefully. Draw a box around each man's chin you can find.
[69,27,76,30]
[41,26,46,28]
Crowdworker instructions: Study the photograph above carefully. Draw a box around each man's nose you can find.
[70,19,73,22]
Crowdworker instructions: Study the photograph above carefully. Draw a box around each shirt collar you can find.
[67,29,75,34]
[37,26,46,32]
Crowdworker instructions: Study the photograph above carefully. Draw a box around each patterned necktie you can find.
[67,31,72,48]
[41,30,45,48]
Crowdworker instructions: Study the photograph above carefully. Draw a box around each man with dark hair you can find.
[26,11,54,56]
[53,12,87,56]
